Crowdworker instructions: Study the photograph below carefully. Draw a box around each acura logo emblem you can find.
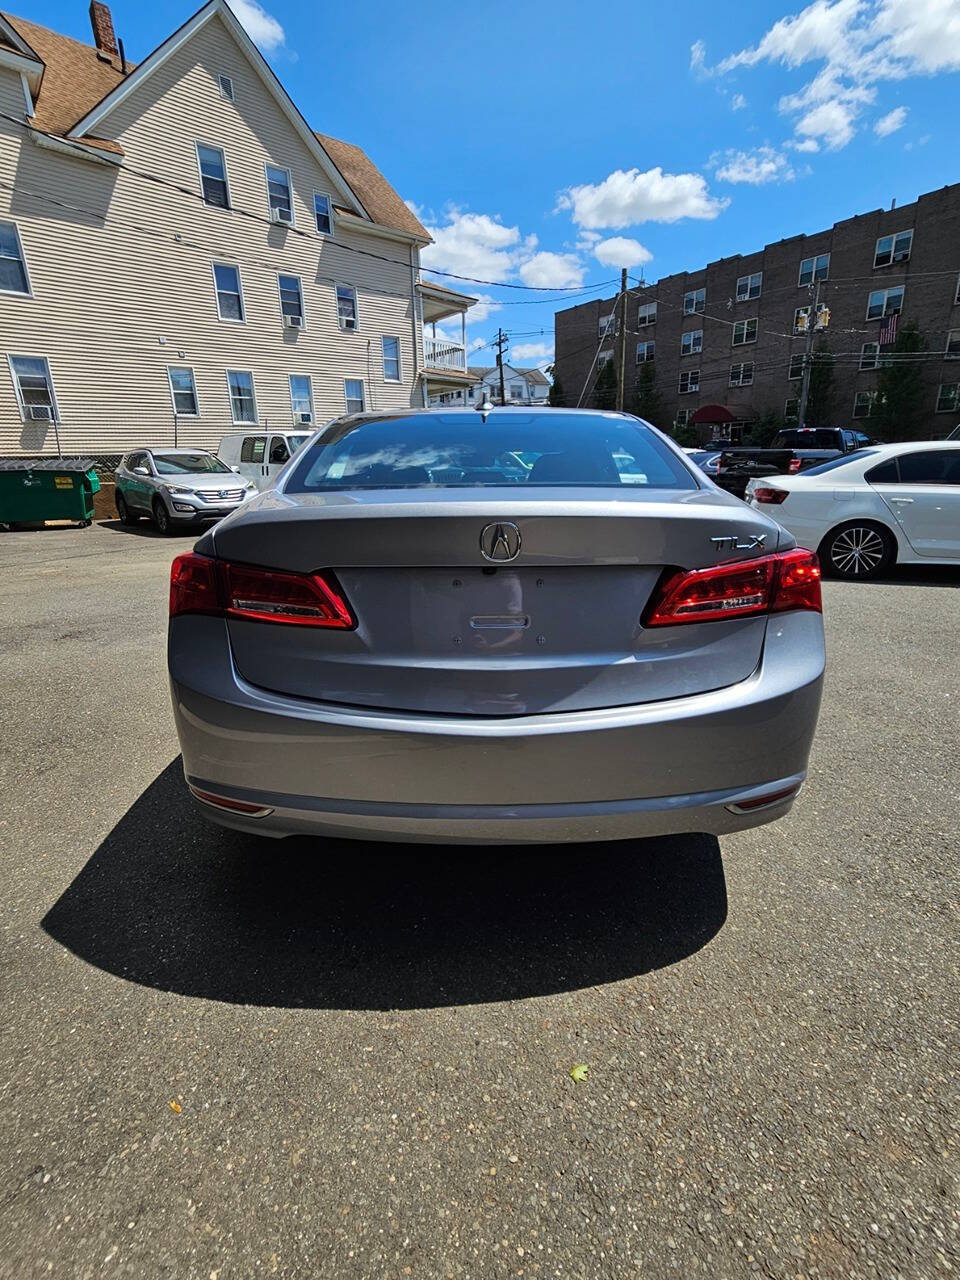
[480,521,521,562]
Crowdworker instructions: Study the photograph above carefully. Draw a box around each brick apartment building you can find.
[553,182,960,442]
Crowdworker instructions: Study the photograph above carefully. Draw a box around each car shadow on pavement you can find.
[98,519,198,539]
[42,760,728,1011]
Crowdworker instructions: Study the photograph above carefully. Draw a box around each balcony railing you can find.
[424,337,466,370]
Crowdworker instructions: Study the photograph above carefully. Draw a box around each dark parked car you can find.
[716,428,872,499]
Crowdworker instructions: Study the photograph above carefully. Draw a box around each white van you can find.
[217,429,314,490]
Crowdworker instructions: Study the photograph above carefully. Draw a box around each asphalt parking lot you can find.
[1,521,958,1280]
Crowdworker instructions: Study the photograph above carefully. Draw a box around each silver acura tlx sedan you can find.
[168,408,825,844]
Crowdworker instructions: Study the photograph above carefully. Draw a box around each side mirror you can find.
[133,466,149,476]
[231,465,241,473]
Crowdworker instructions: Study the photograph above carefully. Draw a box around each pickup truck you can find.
[715,427,872,499]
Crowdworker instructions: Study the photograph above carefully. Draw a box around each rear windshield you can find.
[803,449,878,476]
[153,453,230,475]
[773,429,841,449]
[287,413,697,491]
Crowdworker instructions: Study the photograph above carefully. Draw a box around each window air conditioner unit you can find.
[27,405,53,420]
[343,318,356,331]
[284,314,303,328]
[298,412,313,424]
[272,206,292,224]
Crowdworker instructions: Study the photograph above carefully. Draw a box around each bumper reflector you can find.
[725,783,802,814]
[188,785,274,818]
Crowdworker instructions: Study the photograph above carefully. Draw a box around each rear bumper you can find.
[169,611,825,844]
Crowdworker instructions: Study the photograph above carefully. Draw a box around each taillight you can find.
[787,458,802,473]
[751,486,789,504]
[169,552,354,629]
[643,548,821,626]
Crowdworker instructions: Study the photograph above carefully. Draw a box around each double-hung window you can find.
[635,340,655,364]
[736,272,762,301]
[266,164,293,223]
[227,370,257,423]
[599,312,617,339]
[9,355,57,421]
[853,390,877,418]
[798,254,830,287]
[0,221,30,294]
[936,383,959,413]
[289,374,314,422]
[278,273,304,327]
[196,143,229,208]
[784,397,799,421]
[860,342,880,370]
[637,302,657,327]
[675,408,690,427]
[382,336,401,381]
[729,362,753,387]
[680,329,702,356]
[344,379,365,414]
[213,263,244,321]
[945,330,960,360]
[732,318,757,346]
[678,369,700,394]
[789,353,806,380]
[683,287,705,315]
[874,229,912,268]
[313,192,333,235]
[167,366,199,416]
[794,303,828,334]
[337,284,358,331]
[866,286,904,320]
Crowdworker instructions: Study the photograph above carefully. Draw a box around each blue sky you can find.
[25,0,960,368]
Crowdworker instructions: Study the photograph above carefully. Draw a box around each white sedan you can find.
[745,441,960,579]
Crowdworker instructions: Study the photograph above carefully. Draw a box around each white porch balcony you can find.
[424,335,466,370]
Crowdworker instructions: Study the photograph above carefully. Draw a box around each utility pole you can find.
[797,278,821,428]
[494,328,508,405]
[616,267,628,412]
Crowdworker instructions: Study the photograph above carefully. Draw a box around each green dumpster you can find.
[0,458,100,528]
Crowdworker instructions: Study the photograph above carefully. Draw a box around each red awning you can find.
[690,404,737,425]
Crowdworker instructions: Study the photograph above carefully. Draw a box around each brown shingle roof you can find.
[315,132,428,241]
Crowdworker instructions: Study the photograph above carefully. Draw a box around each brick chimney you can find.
[89,1,118,55]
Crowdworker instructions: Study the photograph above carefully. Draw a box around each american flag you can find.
[878,312,899,346]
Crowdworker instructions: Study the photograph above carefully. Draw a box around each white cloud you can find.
[731,92,748,110]
[713,145,795,184]
[592,236,653,268]
[558,167,728,229]
[518,252,585,288]
[690,38,707,72]
[463,294,501,325]
[796,97,859,148]
[510,341,554,363]
[790,137,822,152]
[227,0,286,51]
[420,211,524,281]
[874,104,908,134]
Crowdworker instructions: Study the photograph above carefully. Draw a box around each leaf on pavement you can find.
[569,1064,589,1083]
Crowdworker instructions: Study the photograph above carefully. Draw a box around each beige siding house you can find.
[0,0,475,457]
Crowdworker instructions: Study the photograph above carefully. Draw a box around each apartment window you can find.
[736,271,762,301]
[382,335,401,381]
[196,143,229,208]
[218,73,235,102]
[336,284,358,331]
[874,229,913,268]
[853,390,878,418]
[313,191,333,235]
[675,408,690,427]
[946,330,960,359]
[635,340,655,364]
[213,263,244,321]
[867,286,904,320]
[789,353,806,380]
[167,366,198,416]
[955,273,960,305]
[729,361,754,387]
[266,164,293,223]
[732,318,757,346]
[289,374,313,422]
[227,370,257,423]
[599,312,618,339]
[681,329,703,356]
[798,253,830,287]
[936,383,959,413]
[597,350,614,368]
[860,342,879,370]
[784,397,799,422]
[0,221,29,294]
[794,303,828,334]
[683,287,705,315]
[9,355,57,421]
[678,369,700,394]
[637,302,657,327]
[278,273,304,327]
[344,378,365,414]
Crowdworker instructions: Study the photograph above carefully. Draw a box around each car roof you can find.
[146,447,215,456]
[856,440,960,456]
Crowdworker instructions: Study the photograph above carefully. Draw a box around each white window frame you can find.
[955,272,960,306]
[0,220,31,297]
[637,302,657,327]
[226,369,258,424]
[866,286,904,321]
[195,141,231,209]
[945,330,960,360]
[874,229,913,269]
[788,353,805,380]
[935,383,959,414]
[860,342,880,371]
[8,354,60,423]
[798,253,830,287]
[599,312,618,339]
[288,373,314,423]
[784,397,800,422]
[729,362,754,387]
[218,73,235,102]
[344,378,366,414]
[264,162,294,225]
[680,329,703,356]
[597,350,614,368]
[853,390,877,419]
[336,283,359,332]
[277,272,305,328]
[682,288,705,315]
[381,335,402,382]
[732,318,757,346]
[674,408,690,427]
[635,340,655,364]
[313,191,334,236]
[166,365,200,418]
[678,369,700,394]
[211,261,245,323]
[735,271,762,302]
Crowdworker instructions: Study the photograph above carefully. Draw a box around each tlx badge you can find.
[710,533,767,551]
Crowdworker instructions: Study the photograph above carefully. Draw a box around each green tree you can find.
[804,344,835,427]
[592,358,617,410]
[632,360,665,425]
[743,410,783,446]
[548,371,565,407]
[871,320,927,440]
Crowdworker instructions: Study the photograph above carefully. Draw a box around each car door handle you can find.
[890,497,914,504]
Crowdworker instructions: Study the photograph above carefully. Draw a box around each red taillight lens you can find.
[169,553,354,628]
[787,458,802,474]
[752,486,789,504]
[643,549,821,627]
